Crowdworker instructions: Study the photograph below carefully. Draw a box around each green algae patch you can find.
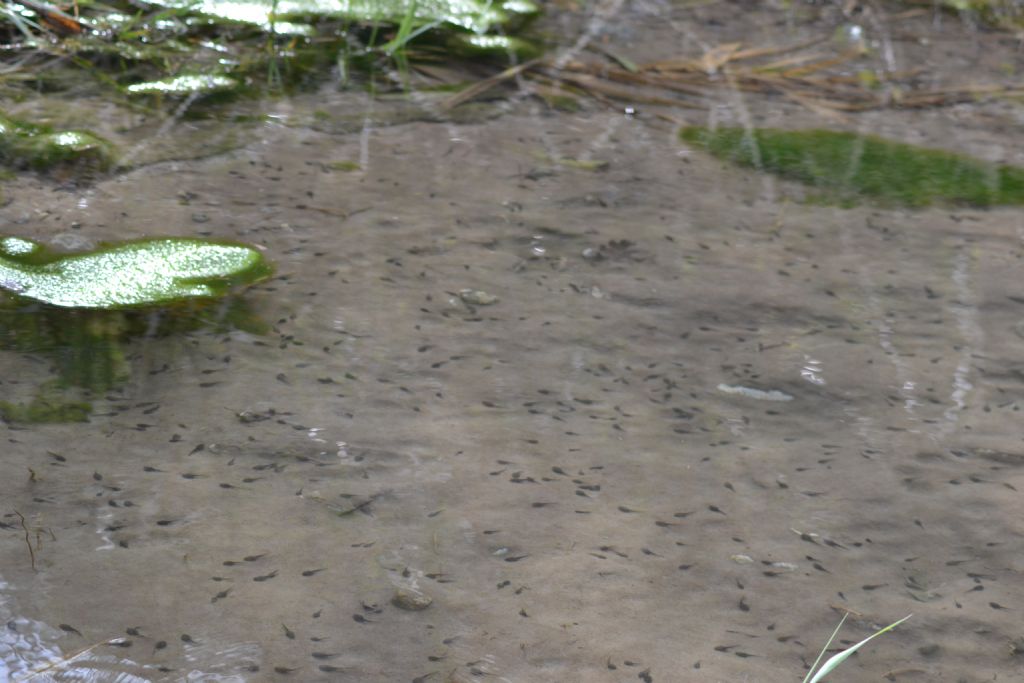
[328,160,361,172]
[0,236,272,309]
[0,385,92,424]
[0,113,115,173]
[680,126,1024,208]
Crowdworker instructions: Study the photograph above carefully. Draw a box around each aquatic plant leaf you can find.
[0,113,114,172]
[680,126,1024,207]
[125,73,239,96]
[447,33,541,60]
[148,0,537,33]
[0,237,272,309]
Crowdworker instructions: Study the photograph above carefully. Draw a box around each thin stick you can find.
[780,48,865,78]
[14,510,36,571]
[641,35,829,72]
[440,57,545,111]
[542,70,706,107]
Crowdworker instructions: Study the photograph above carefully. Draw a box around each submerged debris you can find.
[458,289,499,306]
[0,0,541,106]
[717,383,794,402]
[447,33,1024,114]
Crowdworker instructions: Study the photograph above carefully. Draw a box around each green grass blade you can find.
[1,6,42,42]
[382,0,419,55]
[800,613,847,683]
[806,614,912,683]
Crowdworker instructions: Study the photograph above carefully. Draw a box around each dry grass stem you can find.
[440,57,545,110]
[444,32,1024,119]
[14,510,36,571]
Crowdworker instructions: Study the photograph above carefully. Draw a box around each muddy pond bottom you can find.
[3,4,1024,681]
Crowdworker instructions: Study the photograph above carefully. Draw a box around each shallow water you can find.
[2,2,1024,682]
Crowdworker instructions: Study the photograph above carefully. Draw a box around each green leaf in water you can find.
[147,0,538,34]
[0,236,273,309]
[0,113,115,173]
[125,73,240,96]
[446,33,541,61]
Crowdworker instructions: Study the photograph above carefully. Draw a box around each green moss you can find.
[0,113,115,173]
[0,236,272,309]
[680,126,1024,208]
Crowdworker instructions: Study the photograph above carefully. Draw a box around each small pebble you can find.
[391,586,432,611]
[458,289,498,306]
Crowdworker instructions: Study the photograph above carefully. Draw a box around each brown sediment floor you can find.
[2,2,1024,681]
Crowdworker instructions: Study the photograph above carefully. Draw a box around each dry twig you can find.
[14,509,36,571]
